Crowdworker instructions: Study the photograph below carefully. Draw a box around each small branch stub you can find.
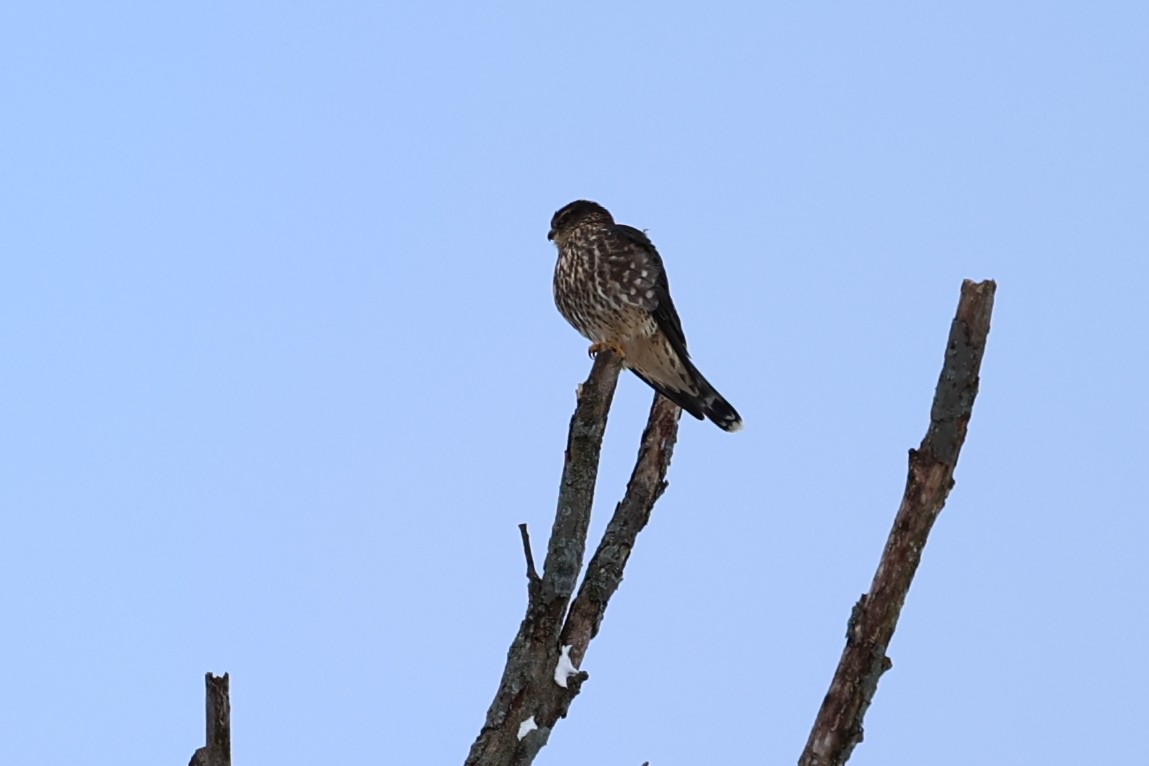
[519,523,540,584]
[188,672,231,766]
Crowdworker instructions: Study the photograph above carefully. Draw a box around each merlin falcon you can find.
[548,200,743,432]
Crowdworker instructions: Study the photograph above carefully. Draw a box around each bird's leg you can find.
[587,341,626,360]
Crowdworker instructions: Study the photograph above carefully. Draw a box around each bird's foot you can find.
[587,341,626,360]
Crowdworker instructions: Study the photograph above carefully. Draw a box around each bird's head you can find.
[548,200,613,242]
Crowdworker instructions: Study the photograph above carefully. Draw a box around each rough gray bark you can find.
[465,351,681,766]
[188,673,231,766]
[799,279,996,766]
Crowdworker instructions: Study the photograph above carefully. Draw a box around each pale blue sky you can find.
[2,3,1147,764]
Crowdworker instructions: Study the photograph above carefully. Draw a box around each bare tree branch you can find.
[466,352,622,766]
[466,353,682,766]
[188,673,231,766]
[561,394,681,661]
[799,279,996,766]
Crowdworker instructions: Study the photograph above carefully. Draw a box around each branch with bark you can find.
[466,351,681,766]
[173,284,990,765]
[465,279,993,766]
[188,673,231,766]
[799,279,996,765]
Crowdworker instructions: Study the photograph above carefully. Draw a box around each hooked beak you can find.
[547,228,556,241]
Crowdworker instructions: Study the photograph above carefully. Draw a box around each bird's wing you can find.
[613,224,690,358]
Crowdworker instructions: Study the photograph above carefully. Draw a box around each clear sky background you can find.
[3,3,1147,764]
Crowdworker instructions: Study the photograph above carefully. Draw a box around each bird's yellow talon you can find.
[587,342,625,360]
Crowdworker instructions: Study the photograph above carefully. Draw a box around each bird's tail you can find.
[698,382,743,432]
[633,363,743,433]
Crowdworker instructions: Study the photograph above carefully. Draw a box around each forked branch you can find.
[466,352,682,766]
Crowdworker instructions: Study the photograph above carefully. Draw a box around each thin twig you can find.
[798,279,996,766]
[518,523,540,583]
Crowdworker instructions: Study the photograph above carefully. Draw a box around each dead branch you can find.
[466,352,682,766]
[799,279,996,766]
[188,673,231,766]
[561,394,681,659]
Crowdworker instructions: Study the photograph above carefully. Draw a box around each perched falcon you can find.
[548,200,743,432]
